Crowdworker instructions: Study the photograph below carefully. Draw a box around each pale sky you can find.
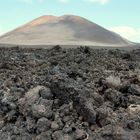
[0,0,139,42]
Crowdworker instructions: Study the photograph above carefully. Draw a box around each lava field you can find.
[0,46,140,140]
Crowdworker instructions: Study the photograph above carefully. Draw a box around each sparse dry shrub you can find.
[106,75,121,88]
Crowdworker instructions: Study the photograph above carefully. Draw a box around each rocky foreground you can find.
[0,46,140,140]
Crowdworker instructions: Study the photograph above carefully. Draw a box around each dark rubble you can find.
[0,46,140,140]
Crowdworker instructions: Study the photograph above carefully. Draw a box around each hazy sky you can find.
[0,0,139,42]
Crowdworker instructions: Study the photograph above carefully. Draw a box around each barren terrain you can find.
[0,45,140,140]
[0,15,132,46]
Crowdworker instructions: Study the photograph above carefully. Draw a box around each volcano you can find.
[0,15,132,46]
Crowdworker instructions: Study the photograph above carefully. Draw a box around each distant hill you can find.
[0,15,134,46]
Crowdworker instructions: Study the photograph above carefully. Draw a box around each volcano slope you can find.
[0,46,140,140]
[0,15,131,46]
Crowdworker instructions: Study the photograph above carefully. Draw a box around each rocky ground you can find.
[0,45,140,140]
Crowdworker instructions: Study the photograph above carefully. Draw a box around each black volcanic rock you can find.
[0,46,140,140]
